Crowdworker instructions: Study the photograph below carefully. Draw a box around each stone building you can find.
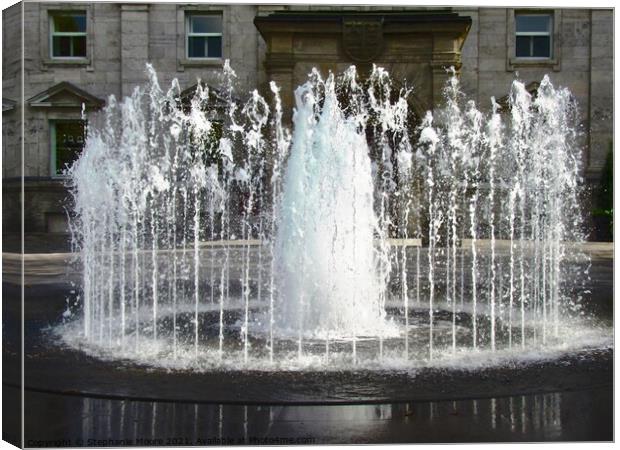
[2,3,613,246]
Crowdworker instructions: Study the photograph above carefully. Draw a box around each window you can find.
[50,11,87,58]
[186,13,223,59]
[515,13,552,58]
[51,121,86,176]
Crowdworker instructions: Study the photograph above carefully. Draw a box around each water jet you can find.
[49,63,610,385]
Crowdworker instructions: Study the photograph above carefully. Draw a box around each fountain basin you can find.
[21,344,613,405]
[7,252,612,406]
[54,304,611,371]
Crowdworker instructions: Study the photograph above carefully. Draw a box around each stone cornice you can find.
[255,12,471,38]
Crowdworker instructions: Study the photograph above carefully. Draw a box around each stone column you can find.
[587,10,613,178]
[263,33,295,121]
[120,4,149,98]
[431,33,464,108]
[255,12,471,116]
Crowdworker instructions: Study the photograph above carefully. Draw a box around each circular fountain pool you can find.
[56,63,612,391]
[29,277,612,404]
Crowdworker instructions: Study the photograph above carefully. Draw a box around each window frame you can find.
[50,119,87,177]
[185,12,223,60]
[506,9,561,72]
[514,13,553,59]
[49,11,88,60]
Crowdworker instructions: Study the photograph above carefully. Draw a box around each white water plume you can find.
[62,63,605,370]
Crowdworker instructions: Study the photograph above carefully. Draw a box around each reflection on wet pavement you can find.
[15,386,610,445]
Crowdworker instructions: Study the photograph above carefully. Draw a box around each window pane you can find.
[52,36,72,57]
[55,121,85,175]
[72,36,86,57]
[53,13,86,32]
[207,36,222,58]
[516,14,551,33]
[188,36,207,58]
[190,15,222,34]
[532,36,551,57]
[515,36,531,57]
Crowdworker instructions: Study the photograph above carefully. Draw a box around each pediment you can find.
[177,83,242,121]
[27,82,105,109]
[180,83,237,109]
[3,98,16,112]
[495,81,540,112]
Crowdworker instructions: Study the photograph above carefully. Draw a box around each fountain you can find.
[58,62,610,375]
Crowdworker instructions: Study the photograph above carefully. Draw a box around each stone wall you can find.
[8,3,261,181]
[451,8,613,184]
[3,3,262,233]
[588,10,613,180]
[3,3,23,180]
[3,3,23,237]
[1,4,614,238]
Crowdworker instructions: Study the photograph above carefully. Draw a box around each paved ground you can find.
[2,239,613,286]
[2,231,614,256]
[3,280,611,407]
[2,237,613,445]
[3,384,612,446]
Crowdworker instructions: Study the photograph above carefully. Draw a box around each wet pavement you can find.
[4,384,612,445]
[4,280,612,406]
[3,253,613,445]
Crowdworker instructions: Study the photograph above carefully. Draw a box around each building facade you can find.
[2,3,613,243]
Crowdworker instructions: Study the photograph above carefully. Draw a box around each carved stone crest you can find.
[342,18,384,63]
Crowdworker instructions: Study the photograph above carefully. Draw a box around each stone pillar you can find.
[587,10,613,179]
[431,32,466,108]
[255,11,471,117]
[263,33,295,120]
[120,4,149,98]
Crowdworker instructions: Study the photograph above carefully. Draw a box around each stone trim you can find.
[39,3,94,71]
[120,4,149,12]
[506,9,562,72]
[494,81,540,112]
[3,98,16,112]
[27,81,105,109]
